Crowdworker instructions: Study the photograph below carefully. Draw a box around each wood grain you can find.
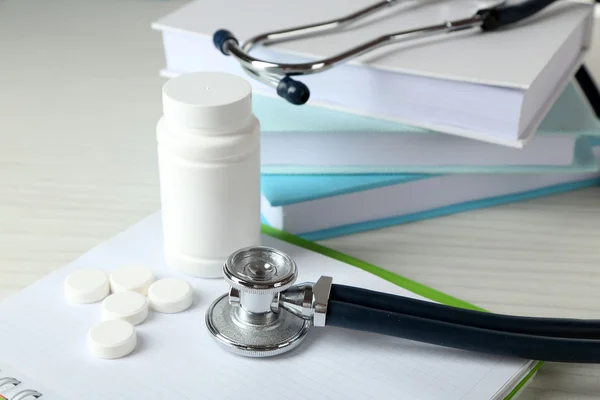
[1,0,600,398]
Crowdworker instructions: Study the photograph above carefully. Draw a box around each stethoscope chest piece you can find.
[205,247,311,357]
[206,246,600,363]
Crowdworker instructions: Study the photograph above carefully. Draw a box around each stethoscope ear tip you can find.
[212,28,309,105]
[213,29,238,55]
[277,76,310,105]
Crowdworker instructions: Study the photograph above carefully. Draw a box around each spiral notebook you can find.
[0,213,538,400]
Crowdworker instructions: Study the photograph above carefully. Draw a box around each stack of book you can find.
[153,0,600,240]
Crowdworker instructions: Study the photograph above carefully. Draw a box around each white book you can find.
[152,0,595,147]
[0,212,537,400]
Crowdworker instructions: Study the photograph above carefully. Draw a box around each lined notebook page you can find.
[0,213,531,400]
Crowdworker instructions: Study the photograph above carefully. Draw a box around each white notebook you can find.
[0,213,536,400]
[152,0,594,146]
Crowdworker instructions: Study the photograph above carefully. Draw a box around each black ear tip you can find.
[276,77,310,105]
[213,29,238,55]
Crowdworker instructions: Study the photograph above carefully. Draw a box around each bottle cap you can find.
[162,72,252,130]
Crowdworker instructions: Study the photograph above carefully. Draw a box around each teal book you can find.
[261,139,600,240]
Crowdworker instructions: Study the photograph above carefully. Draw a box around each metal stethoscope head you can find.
[207,246,600,363]
[212,0,563,105]
[205,246,332,357]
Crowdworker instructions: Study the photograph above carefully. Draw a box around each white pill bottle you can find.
[157,72,261,278]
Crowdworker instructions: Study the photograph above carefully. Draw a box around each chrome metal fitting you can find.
[206,246,334,358]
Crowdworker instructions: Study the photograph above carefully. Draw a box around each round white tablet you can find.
[148,278,193,314]
[64,269,110,304]
[101,291,148,326]
[109,266,155,295]
[88,319,137,359]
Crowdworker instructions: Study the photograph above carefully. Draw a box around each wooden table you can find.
[1,1,600,398]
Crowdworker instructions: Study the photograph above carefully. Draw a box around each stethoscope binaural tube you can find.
[206,246,600,363]
[212,0,564,105]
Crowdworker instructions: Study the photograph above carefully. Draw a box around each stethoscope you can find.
[206,246,600,363]
[212,0,569,105]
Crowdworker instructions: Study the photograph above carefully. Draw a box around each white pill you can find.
[109,266,155,295]
[88,319,137,359]
[64,269,110,304]
[101,291,148,326]
[148,278,193,314]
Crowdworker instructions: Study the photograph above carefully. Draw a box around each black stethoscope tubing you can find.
[327,285,600,363]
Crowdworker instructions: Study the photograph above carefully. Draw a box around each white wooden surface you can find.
[1,0,600,398]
